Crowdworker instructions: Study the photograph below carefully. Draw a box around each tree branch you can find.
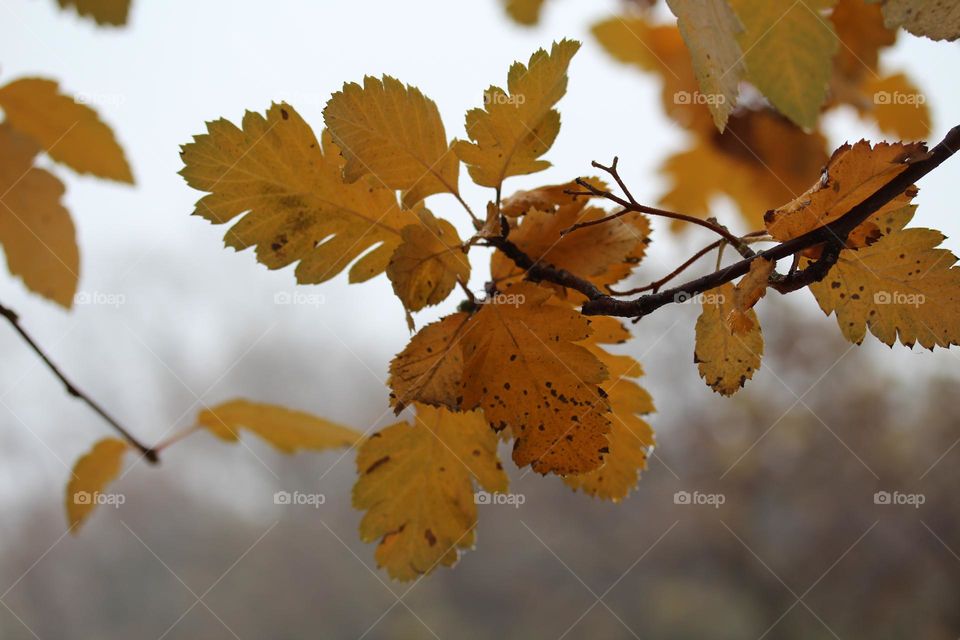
[0,301,159,463]
[580,124,960,318]
[488,125,960,321]
[484,236,607,300]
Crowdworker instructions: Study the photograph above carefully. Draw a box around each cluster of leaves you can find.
[508,0,943,231]
[0,75,132,306]
[58,6,960,584]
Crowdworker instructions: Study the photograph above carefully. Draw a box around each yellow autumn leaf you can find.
[807,205,960,349]
[353,404,507,581]
[180,104,415,284]
[323,76,461,208]
[695,283,763,396]
[388,312,471,413]
[66,438,127,530]
[386,209,470,313]
[198,399,362,453]
[592,17,715,134]
[503,0,547,26]
[665,0,746,131]
[56,0,131,26]
[0,77,132,182]
[454,39,580,189]
[728,0,838,129]
[500,180,594,217]
[872,0,960,41]
[491,184,650,291]
[765,140,927,244]
[860,73,931,141]
[660,109,828,229]
[831,0,896,81]
[565,322,655,501]
[728,257,775,334]
[460,282,611,476]
[0,123,79,307]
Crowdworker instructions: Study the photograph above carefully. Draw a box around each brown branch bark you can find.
[0,301,159,463]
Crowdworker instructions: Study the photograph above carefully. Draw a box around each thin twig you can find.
[562,158,753,256]
[0,301,159,463]
[611,231,769,296]
[610,240,722,295]
[152,423,201,453]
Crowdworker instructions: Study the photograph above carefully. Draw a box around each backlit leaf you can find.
[66,438,127,530]
[0,77,133,182]
[728,257,775,334]
[460,282,611,475]
[454,39,580,189]
[0,123,78,307]
[387,209,469,313]
[388,312,471,413]
[764,140,927,244]
[492,183,649,291]
[832,0,896,80]
[728,0,838,129]
[665,0,746,131]
[807,205,960,349]
[56,0,131,26]
[353,404,507,581]
[198,399,362,453]
[180,104,415,284]
[503,0,547,26]
[871,0,960,41]
[860,73,931,141]
[500,180,592,217]
[695,283,763,395]
[565,322,654,501]
[323,76,461,207]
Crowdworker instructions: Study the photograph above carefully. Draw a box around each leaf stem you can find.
[152,423,201,453]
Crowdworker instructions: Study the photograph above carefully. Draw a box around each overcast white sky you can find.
[1,0,959,506]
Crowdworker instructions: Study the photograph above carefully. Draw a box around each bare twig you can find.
[0,301,159,463]
[562,158,753,256]
[611,240,723,295]
[610,231,769,296]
